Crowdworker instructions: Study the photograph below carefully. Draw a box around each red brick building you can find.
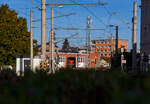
[91,39,128,58]
[37,39,128,68]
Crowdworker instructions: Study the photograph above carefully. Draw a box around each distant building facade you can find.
[140,0,150,55]
[91,39,128,58]
[37,39,128,68]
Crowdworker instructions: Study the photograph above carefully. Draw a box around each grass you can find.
[0,68,150,104]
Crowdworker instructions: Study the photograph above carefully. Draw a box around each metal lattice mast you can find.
[86,16,91,68]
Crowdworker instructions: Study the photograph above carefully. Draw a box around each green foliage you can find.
[0,5,30,66]
[33,40,38,56]
[1,68,150,104]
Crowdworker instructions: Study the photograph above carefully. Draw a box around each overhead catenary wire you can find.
[46,3,106,6]
[35,0,41,3]
[112,12,132,31]
[103,5,132,31]
[30,0,41,10]
[32,12,76,22]
[54,9,74,28]
[70,0,106,26]
[29,0,116,47]
[54,27,105,31]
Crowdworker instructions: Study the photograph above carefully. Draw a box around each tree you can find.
[33,40,38,56]
[62,38,70,50]
[0,5,30,66]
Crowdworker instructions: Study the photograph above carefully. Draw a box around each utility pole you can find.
[132,1,137,72]
[115,26,119,57]
[86,16,91,68]
[49,6,63,74]
[41,0,46,59]
[30,10,33,71]
[115,26,119,67]
[49,7,55,73]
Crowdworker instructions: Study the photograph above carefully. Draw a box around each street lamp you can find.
[49,6,63,74]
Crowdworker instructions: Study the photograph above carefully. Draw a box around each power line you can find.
[70,0,106,26]
[112,12,132,31]
[54,27,105,31]
[30,0,41,10]
[32,12,76,22]
[35,0,41,3]
[54,9,74,28]
[46,3,106,6]
[103,5,132,31]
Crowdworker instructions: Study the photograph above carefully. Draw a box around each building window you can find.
[101,41,103,44]
[92,45,95,48]
[83,57,85,63]
[78,57,85,63]
[97,41,99,44]
[59,56,65,62]
[92,41,96,44]
[97,49,100,52]
[78,57,80,62]
[91,46,95,52]
[101,46,103,48]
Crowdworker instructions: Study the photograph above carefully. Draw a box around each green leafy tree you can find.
[33,40,38,56]
[62,38,70,50]
[0,5,30,66]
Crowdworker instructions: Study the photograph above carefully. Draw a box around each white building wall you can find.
[33,58,42,71]
[16,58,21,76]
[16,57,42,76]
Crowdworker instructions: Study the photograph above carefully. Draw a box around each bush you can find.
[0,68,150,104]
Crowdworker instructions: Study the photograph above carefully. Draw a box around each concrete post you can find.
[132,1,137,72]
[41,0,46,58]
[30,10,34,71]
[49,8,55,73]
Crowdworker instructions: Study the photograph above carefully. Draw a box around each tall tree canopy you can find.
[0,5,30,66]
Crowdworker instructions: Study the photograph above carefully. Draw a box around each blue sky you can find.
[0,0,141,50]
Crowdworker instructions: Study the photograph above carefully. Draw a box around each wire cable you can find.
[54,9,74,28]
[35,0,41,3]
[103,5,132,31]
[70,0,106,26]
[30,0,41,10]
